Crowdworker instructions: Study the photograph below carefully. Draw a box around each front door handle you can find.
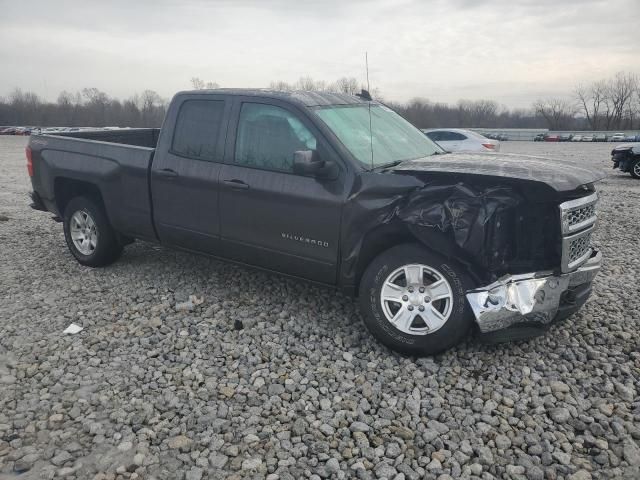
[157,168,179,178]
[223,179,249,190]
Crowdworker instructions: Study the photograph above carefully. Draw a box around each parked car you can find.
[27,89,603,356]
[559,134,572,142]
[571,135,583,142]
[422,128,500,152]
[0,127,16,135]
[609,133,626,142]
[581,135,594,142]
[544,135,560,142]
[611,143,640,179]
[533,133,545,142]
[623,135,637,142]
[594,134,607,142]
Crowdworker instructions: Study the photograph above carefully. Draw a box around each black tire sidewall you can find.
[359,244,473,356]
[63,197,120,267]
[630,159,640,179]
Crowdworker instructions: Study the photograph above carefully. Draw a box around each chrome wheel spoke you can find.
[381,282,404,303]
[427,279,451,301]
[421,305,446,330]
[404,265,422,286]
[392,306,416,331]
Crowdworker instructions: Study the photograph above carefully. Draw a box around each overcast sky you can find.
[1,0,638,108]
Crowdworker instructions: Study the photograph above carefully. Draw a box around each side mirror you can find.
[293,150,337,179]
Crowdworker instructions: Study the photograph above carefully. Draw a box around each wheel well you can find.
[352,226,415,293]
[352,226,485,295]
[54,178,104,217]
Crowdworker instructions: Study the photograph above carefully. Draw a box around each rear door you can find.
[151,94,231,253]
[217,98,347,284]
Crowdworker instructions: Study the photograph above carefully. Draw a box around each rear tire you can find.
[63,196,123,267]
[358,244,473,356]
[630,158,640,179]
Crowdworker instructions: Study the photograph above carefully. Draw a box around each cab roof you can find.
[175,89,374,107]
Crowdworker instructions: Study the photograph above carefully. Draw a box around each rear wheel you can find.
[358,244,473,356]
[630,158,640,179]
[63,196,123,267]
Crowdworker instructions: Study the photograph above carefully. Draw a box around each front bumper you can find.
[466,249,601,334]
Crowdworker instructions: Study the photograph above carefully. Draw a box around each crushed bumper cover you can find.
[466,249,601,334]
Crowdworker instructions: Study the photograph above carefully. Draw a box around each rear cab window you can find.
[172,99,226,161]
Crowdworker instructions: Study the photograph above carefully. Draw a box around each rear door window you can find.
[436,131,467,141]
[172,100,225,161]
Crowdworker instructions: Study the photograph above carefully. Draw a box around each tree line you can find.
[534,71,640,130]
[1,72,639,130]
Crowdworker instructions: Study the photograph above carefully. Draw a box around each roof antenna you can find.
[356,52,373,101]
[363,52,374,168]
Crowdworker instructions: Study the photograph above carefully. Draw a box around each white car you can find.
[422,128,500,152]
[571,135,583,142]
[581,135,594,142]
[610,133,626,142]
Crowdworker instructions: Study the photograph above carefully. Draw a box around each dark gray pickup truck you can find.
[28,89,604,355]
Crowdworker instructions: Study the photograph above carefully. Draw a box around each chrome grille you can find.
[560,192,598,234]
[559,192,598,272]
[567,203,596,230]
[568,231,592,264]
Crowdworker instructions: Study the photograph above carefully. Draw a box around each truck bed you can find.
[29,129,158,241]
[48,128,161,148]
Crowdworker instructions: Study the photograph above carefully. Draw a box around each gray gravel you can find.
[1,136,639,480]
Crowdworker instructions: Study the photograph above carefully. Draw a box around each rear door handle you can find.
[223,179,249,190]
[157,168,178,178]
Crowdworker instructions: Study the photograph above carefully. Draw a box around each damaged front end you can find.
[341,152,605,340]
[466,249,601,336]
[466,191,602,338]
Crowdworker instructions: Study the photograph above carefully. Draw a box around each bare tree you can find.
[533,98,577,130]
[191,77,205,90]
[457,99,499,127]
[269,80,294,91]
[191,77,219,90]
[608,71,637,129]
[332,77,360,95]
[575,81,606,130]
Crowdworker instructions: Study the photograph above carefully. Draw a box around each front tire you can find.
[63,196,123,267]
[358,244,473,356]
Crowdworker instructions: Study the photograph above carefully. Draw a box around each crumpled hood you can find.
[393,152,606,192]
[612,143,640,154]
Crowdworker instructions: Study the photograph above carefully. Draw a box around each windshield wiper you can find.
[372,160,404,171]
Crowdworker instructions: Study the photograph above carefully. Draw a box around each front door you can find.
[151,96,230,253]
[218,99,346,284]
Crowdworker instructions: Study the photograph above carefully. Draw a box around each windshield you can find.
[314,104,443,169]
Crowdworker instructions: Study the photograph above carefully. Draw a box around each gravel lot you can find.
[1,136,639,480]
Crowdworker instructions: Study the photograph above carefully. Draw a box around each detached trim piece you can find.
[466,250,601,333]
